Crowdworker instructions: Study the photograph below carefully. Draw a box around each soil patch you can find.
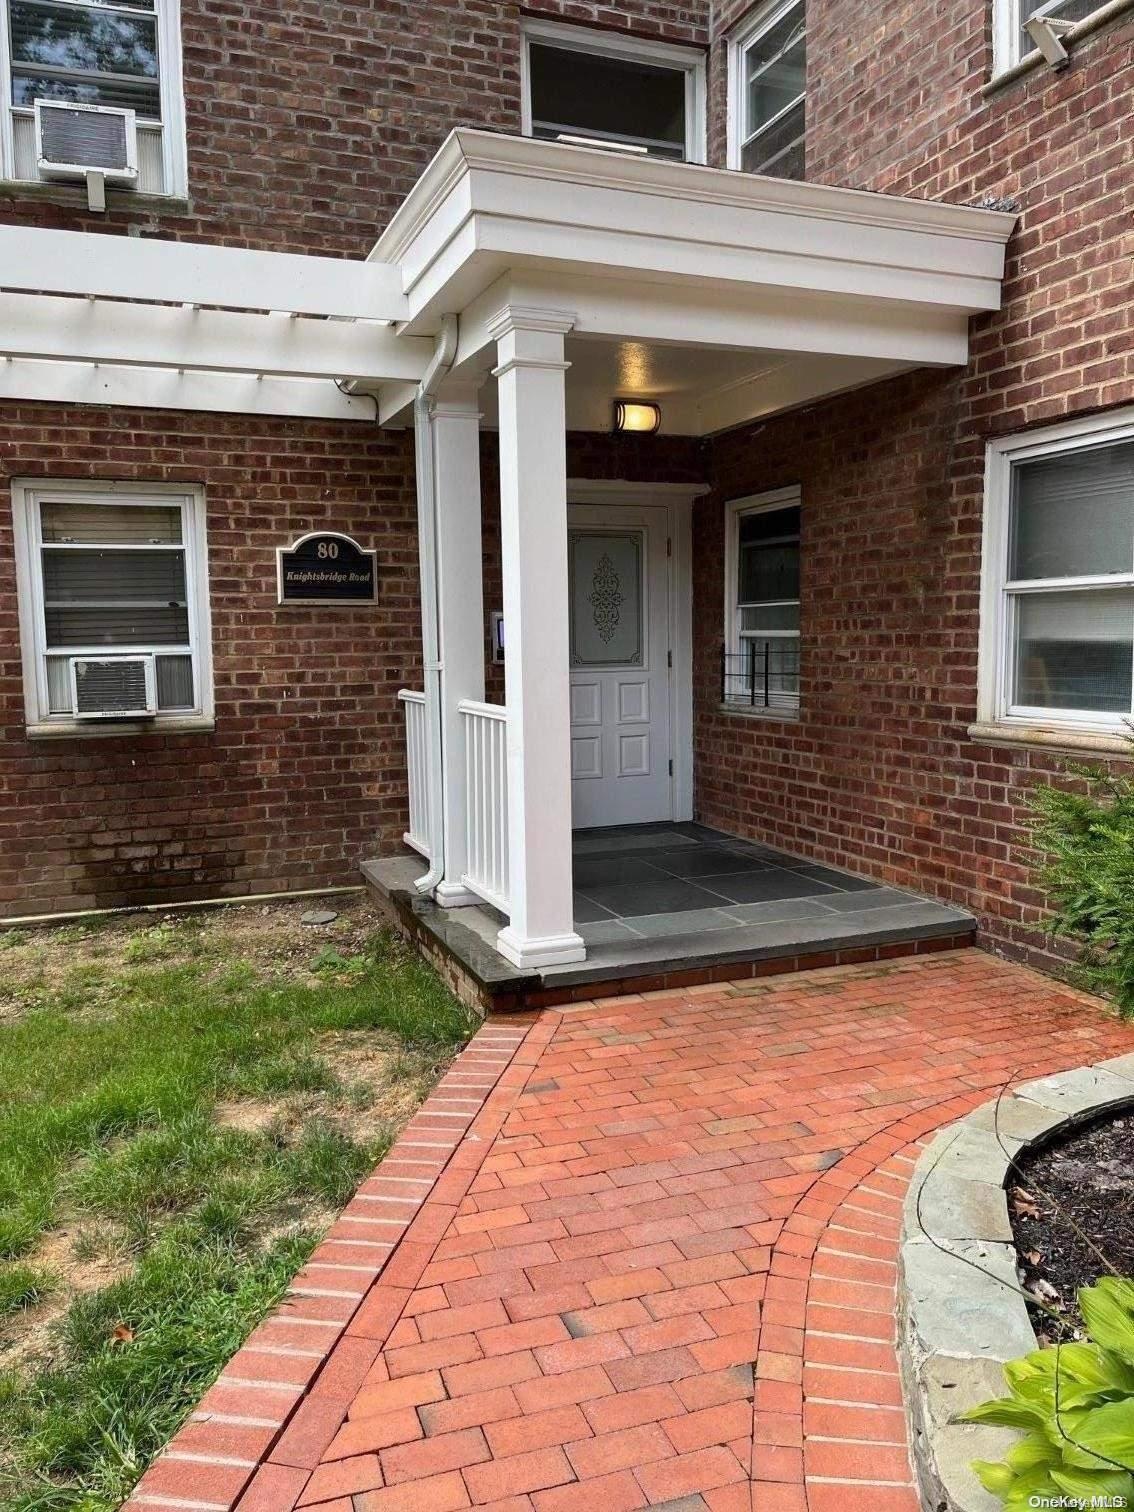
[1009,1106,1134,1344]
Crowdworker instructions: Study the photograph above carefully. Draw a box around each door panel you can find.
[568,504,672,828]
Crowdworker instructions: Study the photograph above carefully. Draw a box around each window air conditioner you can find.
[34,101,139,207]
[70,655,156,719]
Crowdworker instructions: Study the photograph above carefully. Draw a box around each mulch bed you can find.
[1009,1107,1134,1345]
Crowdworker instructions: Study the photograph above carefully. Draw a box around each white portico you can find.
[0,129,1015,971]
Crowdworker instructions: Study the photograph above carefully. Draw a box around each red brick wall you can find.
[0,407,702,917]
[0,0,708,254]
[693,3,1134,971]
[0,404,424,915]
[0,1,710,917]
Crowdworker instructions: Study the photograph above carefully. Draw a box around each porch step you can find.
[361,854,976,1013]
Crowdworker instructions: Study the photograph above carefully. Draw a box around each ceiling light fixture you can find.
[613,399,662,435]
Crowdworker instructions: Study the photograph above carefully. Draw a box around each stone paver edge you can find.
[897,1050,1134,1512]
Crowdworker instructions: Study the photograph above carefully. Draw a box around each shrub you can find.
[963,1276,1134,1507]
[1029,759,1134,1013]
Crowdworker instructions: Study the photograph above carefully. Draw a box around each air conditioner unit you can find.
[70,655,156,720]
[34,100,139,188]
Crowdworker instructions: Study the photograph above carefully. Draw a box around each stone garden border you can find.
[899,1052,1134,1512]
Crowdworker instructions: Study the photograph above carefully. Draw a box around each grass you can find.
[0,903,477,1511]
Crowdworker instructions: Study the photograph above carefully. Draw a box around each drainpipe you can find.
[412,314,459,896]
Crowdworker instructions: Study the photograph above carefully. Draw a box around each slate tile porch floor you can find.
[448,824,973,984]
[567,824,944,945]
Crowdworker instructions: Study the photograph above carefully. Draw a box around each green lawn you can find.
[0,901,476,1512]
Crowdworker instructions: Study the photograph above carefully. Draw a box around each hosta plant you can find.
[962,1276,1134,1508]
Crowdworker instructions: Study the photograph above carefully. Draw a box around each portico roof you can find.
[0,129,1015,428]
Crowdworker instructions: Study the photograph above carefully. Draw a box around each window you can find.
[12,480,212,733]
[994,0,1101,72]
[728,0,806,180]
[723,489,801,713]
[0,0,186,195]
[521,20,706,164]
[980,412,1134,736]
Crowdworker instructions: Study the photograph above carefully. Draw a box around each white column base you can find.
[434,880,481,909]
[496,925,587,971]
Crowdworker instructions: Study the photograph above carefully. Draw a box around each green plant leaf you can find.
[1050,1465,1134,1502]
[973,1460,1019,1496]
[1060,1399,1134,1472]
[1004,1432,1059,1472]
[961,1396,1046,1430]
[1001,1466,1065,1511]
[1081,1280,1134,1366]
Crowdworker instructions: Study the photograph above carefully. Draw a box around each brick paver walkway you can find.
[131,950,1134,1512]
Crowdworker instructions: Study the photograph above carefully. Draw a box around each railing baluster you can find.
[452,699,510,917]
[398,690,429,859]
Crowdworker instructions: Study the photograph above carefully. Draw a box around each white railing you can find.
[459,700,510,914]
[398,690,430,858]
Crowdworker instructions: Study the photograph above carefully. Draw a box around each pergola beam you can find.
[0,357,376,420]
[0,292,433,384]
[0,225,408,320]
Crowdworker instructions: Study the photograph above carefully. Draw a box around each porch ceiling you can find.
[472,334,904,438]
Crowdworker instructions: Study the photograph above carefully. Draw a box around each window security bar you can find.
[720,641,801,710]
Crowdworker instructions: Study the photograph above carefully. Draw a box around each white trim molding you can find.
[977,405,1134,746]
[12,477,213,738]
[520,17,707,166]
[374,130,1016,344]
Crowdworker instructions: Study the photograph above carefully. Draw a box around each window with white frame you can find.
[521,20,706,163]
[980,413,1134,735]
[728,0,806,180]
[13,481,212,731]
[723,489,801,712]
[994,0,1101,72]
[0,0,186,195]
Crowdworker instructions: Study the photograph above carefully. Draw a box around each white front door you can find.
[568,503,672,829]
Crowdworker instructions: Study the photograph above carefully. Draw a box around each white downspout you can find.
[412,314,459,896]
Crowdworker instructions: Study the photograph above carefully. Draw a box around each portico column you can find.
[433,392,485,907]
[488,306,586,970]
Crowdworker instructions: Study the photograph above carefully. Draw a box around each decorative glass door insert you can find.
[569,529,644,668]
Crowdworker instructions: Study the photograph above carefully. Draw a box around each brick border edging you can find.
[750,1096,979,1511]
[897,1053,1134,1512]
[123,1014,553,1512]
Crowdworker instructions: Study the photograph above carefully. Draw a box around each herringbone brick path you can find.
[133,950,1134,1511]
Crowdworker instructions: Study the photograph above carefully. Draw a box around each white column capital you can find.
[486,305,577,342]
[488,306,576,380]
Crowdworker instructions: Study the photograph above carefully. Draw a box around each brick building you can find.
[0,0,1129,989]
